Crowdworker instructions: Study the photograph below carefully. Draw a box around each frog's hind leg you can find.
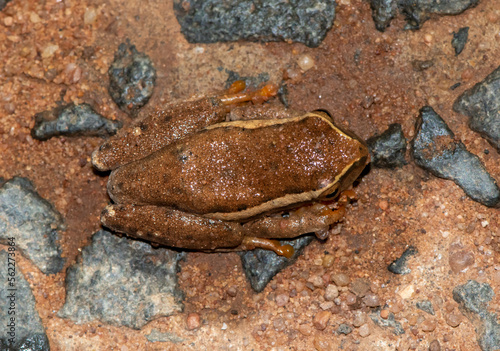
[101,204,245,251]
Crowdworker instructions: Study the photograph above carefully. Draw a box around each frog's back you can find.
[107,112,368,220]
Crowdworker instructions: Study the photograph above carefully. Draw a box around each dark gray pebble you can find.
[174,0,336,48]
[0,250,50,351]
[416,300,435,315]
[58,230,184,329]
[370,309,405,335]
[0,177,65,274]
[368,0,398,31]
[388,246,418,275]
[369,0,478,31]
[453,280,500,351]
[399,0,479,30]
[452,27,469,55]
[453,65,500,152]
[239,235,313,292]
[108,41,156,116]
[367,123,407,168]
[31,103,122,141]
[336,323,353,335]
[411,106,500,207]
[412,59,434,72]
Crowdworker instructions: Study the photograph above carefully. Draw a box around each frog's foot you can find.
[218,83,278,106]
[240,237,295,259]
[101,204,245,250]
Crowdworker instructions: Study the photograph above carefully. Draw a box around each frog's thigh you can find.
[101,204,245,250]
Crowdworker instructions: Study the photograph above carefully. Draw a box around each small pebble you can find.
[363,293,381,307]
[345,292,358,305]
[276,293,289,307]
[424,33,433,44]
[313,311,331,330]
[297,54,315,71]
[449,248,475,273]
[352,312,366,327]
[337,323,353,335]
[186,313,201,330]
[308,275,324,288]
[445,313,462,327]
[358,324,371,337]
[322,254,335,268]
[380,309,390,319]
[298,324,313,336]
[378,200,389,210]
[3,17,13,26]
[429,339,441,351]
[320,301,334,310]
[227,286,237,297]
[421,319,437,332]
[331,273,350,287]
[324,284,339,301]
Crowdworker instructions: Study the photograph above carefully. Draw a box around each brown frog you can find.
[92,83,369,257]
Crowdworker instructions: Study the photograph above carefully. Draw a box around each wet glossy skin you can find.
[93,96,369,257]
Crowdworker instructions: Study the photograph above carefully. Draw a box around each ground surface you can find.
[0,0,499,350]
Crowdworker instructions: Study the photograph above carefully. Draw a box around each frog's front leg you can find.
[92,83,278,171]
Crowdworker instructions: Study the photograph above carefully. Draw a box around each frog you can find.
[92,82,370,258]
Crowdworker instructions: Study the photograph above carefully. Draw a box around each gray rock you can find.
[58,230,184,329]
[336,323,353,335]
[239,235,314,292]
[367,123,407,168]
[453,280,500,351]
[31,103,122,141]
[146,329,184,343]
[0,177,65,274]
[416,300,435,315]
[368,0,397,31]
[174,0,336,48]
[0,250,50,350]
[452,27,469,56]
[411,106,500,207]
[370,309,405,335]
[108,41,156,116]
[369,0,478,31]
[399,0,479,30]
[388,246,417,275]
[453,65,500,152]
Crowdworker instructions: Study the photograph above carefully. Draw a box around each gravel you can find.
[453,280,500,351]
[453,65,500,152]
[388,246,418,275]
[367,123,408,168]
[174,0,337,48]
[411,106,500,207]
[0,177,65,274]
[31,103,122,141]
[239,235,314,292]
[451,27,469,55]
[108,41,156,116]
[0,250,50,351]
[58,230,184,329]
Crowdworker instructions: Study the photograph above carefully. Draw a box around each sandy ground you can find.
[0,0,499,349]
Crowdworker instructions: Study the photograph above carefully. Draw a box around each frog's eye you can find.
[325,188,339,199]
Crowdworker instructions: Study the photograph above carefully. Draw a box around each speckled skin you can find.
[94,104,369,253]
